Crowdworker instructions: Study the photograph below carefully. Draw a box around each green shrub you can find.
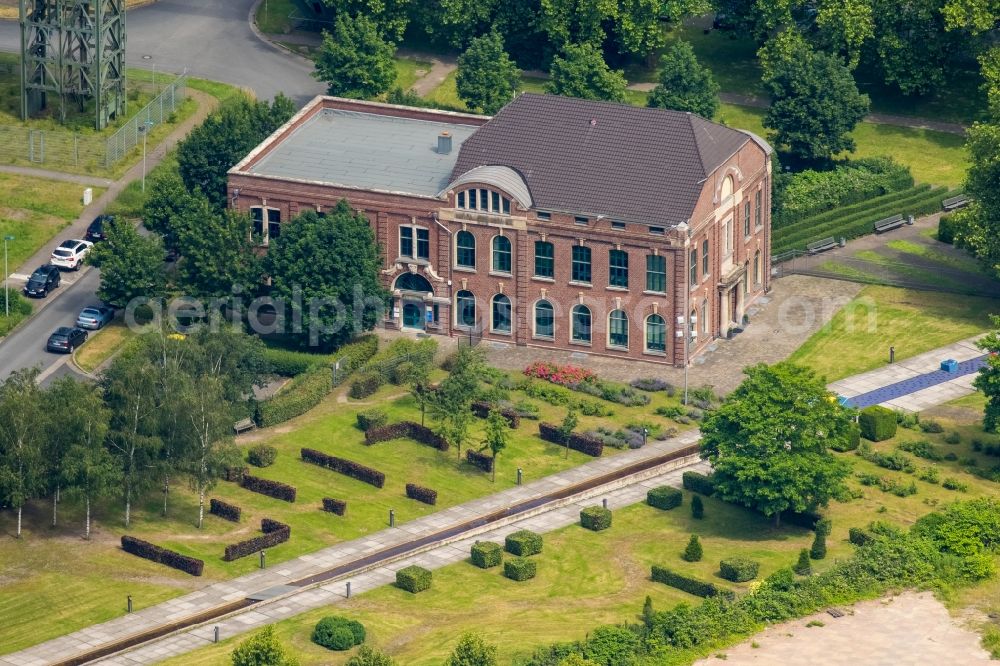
[246,444,277,468]
[261,346,327,376]
[831,424,861,452]
[505,530,543,556]
[356,408,387,431]
[942,477,969,492]
[859,406,897,441]
[647,486,683,511]
[944,431,962,445]
[395,565,432,593]
[898,439,943,461]
[794,548,812,575]
[312,615,365,651]
[470,541,503,569]
[580,506,612,531]
[691,495,705,519]
[682,534,703,562]
[682,471,716,495]
[810,531,827,560]
[256,365,333,427]
[349,372,384,399]
[504,557,537,581]
[917,467,941,484]
[848,526,875,546]
[650,565,733,599]
[815,518,832,537]
[938,213,959,244]
[919,419,944,434]
[583,625,642,665]
[719,557,759,582]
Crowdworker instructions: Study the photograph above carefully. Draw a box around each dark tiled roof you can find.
[451,93,753,225]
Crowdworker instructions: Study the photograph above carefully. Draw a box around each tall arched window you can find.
[534,300,554,338]
[571,305,591,343]
[645,314,666,353]
[491,294,512,333]
[456,230,476,269]
[721,174,734,203]
[608,310,629,348]
[455,290,476,328]
[754,250,761,285]
[492,236,512,274]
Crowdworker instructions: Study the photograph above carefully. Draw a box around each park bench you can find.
[234,418,256,435]
[806,237,838,254]
[942,194,970,211]
[873,214,905,234]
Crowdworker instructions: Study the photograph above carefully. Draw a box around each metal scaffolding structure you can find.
[19,0,126,130]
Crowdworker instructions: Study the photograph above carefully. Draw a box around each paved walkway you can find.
[0,165,114,188]
[829,336,986,412]
[1,432,704,666]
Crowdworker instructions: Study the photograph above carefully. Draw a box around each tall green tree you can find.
[952,122,1000,276]
[446,632,499,666]
[314,14,397,100]
[265,203,389,351]
[231,625,298,666]
[759,30,870,161]
[142,168,190,249]
[456,32,522,114]
[0,369,46,538]
[974,316,1000,432]
[61,442,120,540]
[981,47,1000,119]
[539,0,615,52]
[547,43,629,102]
[323,0,411,43]
[87,216,167,309]
[814,0,874,69]
[482,408,511,481]
[430,346,484,459]
[346,646,397,666]
[869,0,958,96]
[699,362,853,526]
[647,40,720,118]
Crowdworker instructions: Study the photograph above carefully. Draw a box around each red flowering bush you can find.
[524,362,596,387]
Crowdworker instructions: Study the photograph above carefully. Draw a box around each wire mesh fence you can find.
[104,74,187,166]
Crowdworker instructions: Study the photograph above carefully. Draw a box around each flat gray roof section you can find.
[245,108,481,197]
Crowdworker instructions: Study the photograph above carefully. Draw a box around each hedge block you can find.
[647,486,683,510]
[470,541,503,569]
[322,498,347,516]
[650,565,732,599]
[859,405,897,441]
[504,557,537,581]
[356,408,388,431]
[241,474,296,502]
[505,529,543,556]
[405,483,438,505]
[580,506,612,531]
[396,565,432,593]
[209,498,241,522]
[121,536,204,576]
[719,557,760,582]
[682,471,716,495]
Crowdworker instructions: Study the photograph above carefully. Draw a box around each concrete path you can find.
[398,49,457,97]
[0,432,704,666]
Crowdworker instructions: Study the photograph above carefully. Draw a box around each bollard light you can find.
[346,581,352,598]
[260,549,266,569]
[214,626,220,643]
[889,346,896,364]
[389,508,395,527]
[127,595,133,614]
[642,428,649,447]
[517,468,523,486]
[602,498,608,510]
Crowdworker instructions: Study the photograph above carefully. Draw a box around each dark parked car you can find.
[23,264,61,298]
[86,215,113,242]
[46,326,88,353]
[76,305,115,330]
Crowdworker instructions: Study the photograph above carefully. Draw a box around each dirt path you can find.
[398,49,457,96]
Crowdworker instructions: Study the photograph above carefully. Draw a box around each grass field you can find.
[74,321,139,374]
[788,286,999,381]
[254,0,300,35]
[394,56,433,92]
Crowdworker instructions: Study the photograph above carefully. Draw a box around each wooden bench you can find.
[873,214,905,233]
[234,418,256,435]
[942,194,969,211]
[806,237,837,254]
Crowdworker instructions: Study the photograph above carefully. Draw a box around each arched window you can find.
[455,290,476,328]
[571,305,591,343]
[754,250,761,285]
[689,308,698,340]
[721,174,734,202]
[456,230,476,269]
[608,310,628,349]
[534,300,554,338]
[491,294,512,333]
[645,314,666,353]
[394,272,433,293]
[492,236,512,274]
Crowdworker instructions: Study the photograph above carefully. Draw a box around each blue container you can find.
[940,359,959,373]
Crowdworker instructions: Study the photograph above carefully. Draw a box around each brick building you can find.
[228,93,773,366]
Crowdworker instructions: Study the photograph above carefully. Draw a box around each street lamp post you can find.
[139,120,154,192]
[3,234,13,318]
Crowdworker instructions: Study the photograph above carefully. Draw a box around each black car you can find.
[23,264,61,298]
[86,215,113,242]
[46,326,88,353]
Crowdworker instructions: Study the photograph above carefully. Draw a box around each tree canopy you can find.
[953,122,1000,277]
[974,317,1000,433]
[314,14,397,100]
[456,32,522,114]
[647,40,720,118]
[547,43,629,102]
[86,216,167,309]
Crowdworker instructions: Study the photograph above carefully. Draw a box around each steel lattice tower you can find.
[19,0,126,130]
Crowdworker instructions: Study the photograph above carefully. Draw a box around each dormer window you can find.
[456,188,511,215]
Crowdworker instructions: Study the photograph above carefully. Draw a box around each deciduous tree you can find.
[446,632,498,666]
[953,123,1000,277]
[974,316,1000,432]
[430,346,484,459]
[0,369,46,538]
[482,408,511,481]
[323,0,411,43]
[87,216,167,309]
[314,14,396,100]
[61,440,119,540]
[346,646,397,666]
[231,625,298,666]
[456,32,521,114]
[647,40,720,118]
[547,43,628,103]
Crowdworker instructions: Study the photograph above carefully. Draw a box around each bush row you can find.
[302,448,386,488]
[363,421,449,450]
[466,448,495,472]
[396,565,432,593]
[209,498,241,522]
[471,541,503,568]
[682,471,716,496]
[504,557,537,581]
[580,506,612,531]
[471,401,521,428]
[241,474,297,502]
[261,346,330,377]
[405,483,438,505]
[537,422,604,457]
[223,519,291,561]
[506,530,543,556]
[650,565,733,599]
[647,486,683,510]
[121,535,204,576]
[322,497,347,516]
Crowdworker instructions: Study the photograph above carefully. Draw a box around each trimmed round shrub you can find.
[580,506,612,531]
[719,557,759,582]
[356,408,388,431]
[396,565,432,593]
[647,486,682,511]
[505,529,543,556]
[312,616,365,651]
[246,444,277,468]
[471,541,503,569]
[859,405,897,441]
[504,557,537,581]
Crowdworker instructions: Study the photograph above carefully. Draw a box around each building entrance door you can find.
[402,302,424,329]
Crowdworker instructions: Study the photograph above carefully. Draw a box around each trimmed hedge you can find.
[938,213,959,244]
[504,557,537,581]
[405,483,438,505]
[720,557,760,582]
[301,448,386,488]
[471,401,521,428]
[580,506,613,531]
[466,448,495,472]
[505,529,543,556]
[225,465,248,483]
[650,565,732,599]
[247,444,277,468]
[312,616,365,651]
[261,347,327,377]
[647,486,683,510]
[241,474,297,502]
[209,498,241,522]
[223,519,291,561]
[356,408,388,431]
[322,498,347,515]
[859,405,897,441]
[396,565,432,593]
[121,535,204,576]
[848,526,875,546]
[682,471,716,496]
[537,422,604,456]
[471,541,503,569]
[364,421,449,450]
[349,372,384,399]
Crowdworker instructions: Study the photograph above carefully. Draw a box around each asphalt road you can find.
[0,0,324,103]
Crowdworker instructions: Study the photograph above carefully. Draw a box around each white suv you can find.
[50,239,94,271]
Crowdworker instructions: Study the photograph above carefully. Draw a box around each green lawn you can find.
[74,321,140,374]
[254,0,300,35]
[885,239,991,277]
[423,70,466,111]
[394,56,433,92]
[788,286,1000,381]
